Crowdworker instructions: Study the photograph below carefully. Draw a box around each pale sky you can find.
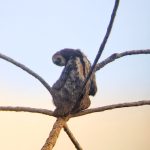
[0,0,150,150]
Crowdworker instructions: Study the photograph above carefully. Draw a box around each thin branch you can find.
[41,117,70,150]
[0,106,54,116]
[64,124,83,150]
[72,100,150,117]
[73,0,120,110]
[96,49,150,71]
[81,0,120,91]
[0,53,53,95]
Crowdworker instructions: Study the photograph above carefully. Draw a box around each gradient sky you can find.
[0,0,150,150]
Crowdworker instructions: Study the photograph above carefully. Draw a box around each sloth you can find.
[52,48,97,116]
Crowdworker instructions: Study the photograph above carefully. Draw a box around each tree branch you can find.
[0,53,53,95]
[64,124,83,150]
[0,106,54,116]
[41,117,70,150]
[73,0,120,111]
[73,100,150,117]
[81,0,120,91]
[96,49,150,71]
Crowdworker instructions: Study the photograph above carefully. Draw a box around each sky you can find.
[0,0,150,150]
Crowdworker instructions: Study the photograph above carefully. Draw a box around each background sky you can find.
[0,0,150,150]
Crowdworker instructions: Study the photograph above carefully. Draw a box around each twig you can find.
[73,0,120,110]
[72,100,150,117]
[41,117,70,150]
[0,53,53,95]
[81,0,120,91]
[64,124,83,150]
[0,106,54,116]
[96,49,150,71]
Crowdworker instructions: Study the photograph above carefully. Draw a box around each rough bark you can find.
[41,117,70,150]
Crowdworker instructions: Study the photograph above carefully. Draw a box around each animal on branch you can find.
[52,48,97,116]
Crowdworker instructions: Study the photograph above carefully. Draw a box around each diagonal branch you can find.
[72,100,150,117]
[0,53,53,95]
[64,124,83,150]
[96,49,150,71]
[41,117,70,150]
[81,0,120,92]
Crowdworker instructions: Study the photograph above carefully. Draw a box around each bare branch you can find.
[73,0,120,110]
[72,100,150,117]
[81,0,120,91]
[0,53,53,95]
[41,117,70,150]
[64,124,83,150]
[0,106,54,116]
[96,49,150,71]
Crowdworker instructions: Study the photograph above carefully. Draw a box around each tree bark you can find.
[41,117,70,150]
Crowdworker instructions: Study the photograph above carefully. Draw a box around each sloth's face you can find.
[52,53,66,66]
[52,48,82,66]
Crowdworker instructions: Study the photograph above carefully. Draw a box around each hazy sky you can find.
[0,0,150,150]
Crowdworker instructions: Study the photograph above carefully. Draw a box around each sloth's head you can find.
[52,48,82,66]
